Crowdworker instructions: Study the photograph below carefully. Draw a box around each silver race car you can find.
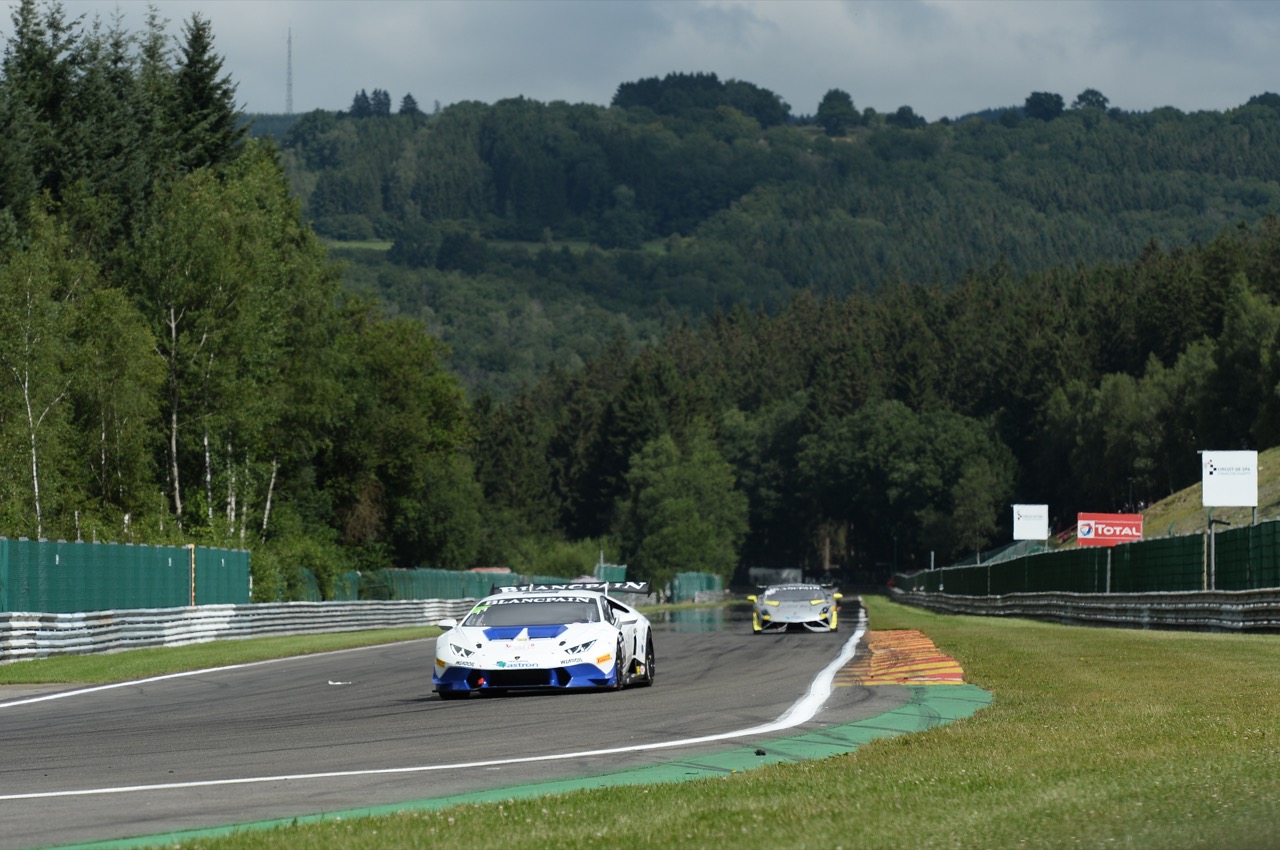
[433,581,655,699]
[749,583,842,634]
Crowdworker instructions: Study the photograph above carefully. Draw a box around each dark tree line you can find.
[470,218,1280,583]
[612,71,791,128]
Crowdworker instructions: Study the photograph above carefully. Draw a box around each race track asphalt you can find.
[0,603,935,849]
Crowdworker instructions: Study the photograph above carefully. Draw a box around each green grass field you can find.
[0,627,439,686]
[8,596,1278,850]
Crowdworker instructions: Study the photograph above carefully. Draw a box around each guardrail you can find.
[0,599,477,663]
[889,587,1280,631]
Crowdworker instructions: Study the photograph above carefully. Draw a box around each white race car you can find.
[433,581,656,699]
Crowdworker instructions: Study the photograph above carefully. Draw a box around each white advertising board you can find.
[1012,503,1049,541]
[1201,450,1258,507]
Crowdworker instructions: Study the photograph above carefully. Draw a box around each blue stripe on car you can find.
[482,625,569,640]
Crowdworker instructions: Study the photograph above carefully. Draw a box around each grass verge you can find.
[22,596,1280,849]
[0,627,439,685]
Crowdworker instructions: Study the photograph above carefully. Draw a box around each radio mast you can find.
[286,28,293,114]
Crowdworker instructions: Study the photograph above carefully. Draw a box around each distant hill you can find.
[246,88,1280,398]
[239,113,293,139]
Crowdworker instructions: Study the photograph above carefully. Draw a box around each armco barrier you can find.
[0,599,475,663]
[889,587,1280,631]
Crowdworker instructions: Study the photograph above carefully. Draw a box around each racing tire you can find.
[612,635,626,690]
[437,690,469,701]
[638,638,656,687]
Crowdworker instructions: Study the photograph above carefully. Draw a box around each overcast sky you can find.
[34,0,1280,120]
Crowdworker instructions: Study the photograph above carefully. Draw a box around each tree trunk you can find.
[26,407,43,540]
[167,305,184,525]
[225,442,236,527]
[204,426,214,521]
[261,457,278,540]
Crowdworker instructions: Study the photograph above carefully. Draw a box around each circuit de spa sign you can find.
[1201,450,1258,507]
[1076,512,1143,547]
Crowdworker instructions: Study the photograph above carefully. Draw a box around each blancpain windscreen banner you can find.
[1012,504,1049,540]
[1201,450,1258,507]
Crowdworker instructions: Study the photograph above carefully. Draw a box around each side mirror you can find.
[833,593,843,601]
[438,618,458,630]
[746,595,757,603]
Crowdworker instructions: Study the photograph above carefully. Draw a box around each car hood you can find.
[759,599,832,620]
[443,622,614,659]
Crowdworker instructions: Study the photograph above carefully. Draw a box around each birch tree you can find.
[71,286,163,524]
[120,143,342,539]
[0,205,90,538]
[124,168,248,528]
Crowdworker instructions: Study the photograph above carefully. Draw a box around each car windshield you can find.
[464,599,600,627]
[766,587,824,601]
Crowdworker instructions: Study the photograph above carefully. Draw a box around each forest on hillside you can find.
[4,0,1280,593]
[254,76,1280,398]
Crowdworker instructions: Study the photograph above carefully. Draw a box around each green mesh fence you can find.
[293,569,361,602]
[1111,535,1204,592]
[0,538,249,613]
[987,559,1021,595]
[294,568,322,602]
[937,563,988,596]
[1019,547,1109,593]
[669,571,722,602]
[521,574,578,587]
[333,571,360,600]
[195,546,252,603]
[1214,523,1280,590]
[374,569,572,600]
[894,520,1280,596]
[594,562,627,582]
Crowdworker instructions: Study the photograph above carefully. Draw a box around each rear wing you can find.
[493,580,651,595]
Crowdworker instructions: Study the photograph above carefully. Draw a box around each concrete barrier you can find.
[889,587,1280,631]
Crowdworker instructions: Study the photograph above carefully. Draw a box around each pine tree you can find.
[399,92,421,115]
[171,13,244,171]
[349,89,372,118]
[0,0,84,212]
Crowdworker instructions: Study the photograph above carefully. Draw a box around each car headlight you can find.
[449,644,474,658]
[565,639,596,655]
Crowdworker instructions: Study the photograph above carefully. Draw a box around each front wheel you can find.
[437,690,469,701]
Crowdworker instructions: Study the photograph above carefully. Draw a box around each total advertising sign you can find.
[1077,513,1143,547]
[1201,450,1258,507]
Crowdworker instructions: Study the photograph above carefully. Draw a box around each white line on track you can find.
[0,614,867,801]
[0,641,409,710]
